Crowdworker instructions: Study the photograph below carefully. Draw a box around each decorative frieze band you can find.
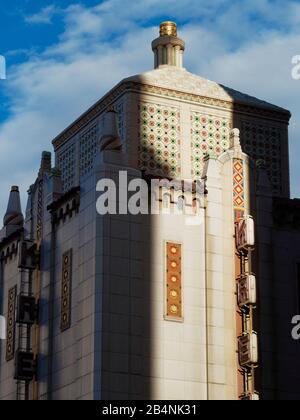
[52,81,290,151]
[47,187,80,226]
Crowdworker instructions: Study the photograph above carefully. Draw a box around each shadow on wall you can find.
[229,89,299,401]
[95,83,154,399]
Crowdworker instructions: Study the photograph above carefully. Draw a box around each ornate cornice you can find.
[52,81,291,151]
[52,83,130,150]
[47,186,80,226]
[133,83,290,121]
[0,227,23,262]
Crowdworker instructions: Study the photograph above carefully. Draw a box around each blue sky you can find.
[1,0,300,218]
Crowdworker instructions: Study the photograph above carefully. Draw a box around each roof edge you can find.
[52,77,291,151]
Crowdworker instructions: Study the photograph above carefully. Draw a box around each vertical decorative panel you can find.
[241,121,282,195]
[233,159,245,221]
[139,102,181,178]
[61,250,72,332]
[6,285,17,361]
[36,179,44,242]
[57,142,76,192]
[191,113,231,179]
[165,242,182,319]
[116,101,125,145]
[79,123,99,177]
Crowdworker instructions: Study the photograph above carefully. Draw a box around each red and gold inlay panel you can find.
[166,242,182,319]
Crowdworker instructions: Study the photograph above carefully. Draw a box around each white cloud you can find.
[24,5,58,25]
[195,31,300,197]
[1,0,300,221]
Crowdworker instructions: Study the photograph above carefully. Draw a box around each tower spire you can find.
[3,186,24,227]
[152,21,185,69]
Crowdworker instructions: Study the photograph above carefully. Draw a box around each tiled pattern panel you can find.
[57,142,76,192]
[241,121,282,195]
[139,103,181,178]
[61,249,72,332]
[116,101,125,145]
[233,159,245,221]
[191,113,231,179]
[79,103,123,178]
[6,285,17,361]
[79,124,99,177]
[165,242,182,319]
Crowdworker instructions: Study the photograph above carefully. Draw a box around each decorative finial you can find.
[152,21,185,69]
[160,21,177,37]
[49,168,63,200]
[230,128,242,149]
[39,151,52,175]
[100,109,122,152]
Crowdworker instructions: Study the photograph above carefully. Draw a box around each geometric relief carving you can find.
[36,179,44,242]
[139,102,181,179]
[57,143,76,192]
[233,159,245,221]
[241,121,282,195]
[61,250,72,332]
[165,242,182,320]
[6,285,17,361]
[116,101,125,145]
[191,112,231,179]
[79,123,99,178]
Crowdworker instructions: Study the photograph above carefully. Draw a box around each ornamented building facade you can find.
[0,22,300,400]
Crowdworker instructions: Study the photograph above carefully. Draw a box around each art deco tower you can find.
[0,22,299,401]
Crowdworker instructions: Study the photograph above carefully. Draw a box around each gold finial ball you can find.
[160,21,177,37]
